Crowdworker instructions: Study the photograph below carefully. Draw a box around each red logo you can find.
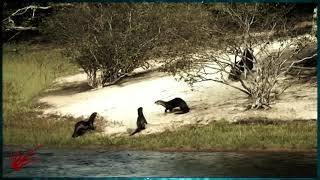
[10,145,43,171]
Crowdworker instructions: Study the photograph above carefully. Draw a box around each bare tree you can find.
[45,3,209,87]
[162,3,316,109]
[2,3,77,42]
[46,3,164,87]
[3,5,51,31]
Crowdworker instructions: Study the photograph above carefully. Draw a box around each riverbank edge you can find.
[3,144,317,153]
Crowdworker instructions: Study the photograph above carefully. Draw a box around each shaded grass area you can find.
[4,111,317,151]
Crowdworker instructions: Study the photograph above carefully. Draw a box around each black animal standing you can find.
[72,112,97,138]
[238,48,254,71]
[155,97,190,114]
[130,107,148,136]
[229,48,255,81]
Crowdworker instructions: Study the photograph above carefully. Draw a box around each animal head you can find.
[155,100,163,105]
[138,107,143,112]
[90,112,98,118]
[88,112,98,122]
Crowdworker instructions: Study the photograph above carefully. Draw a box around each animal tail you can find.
[130,128,141,136]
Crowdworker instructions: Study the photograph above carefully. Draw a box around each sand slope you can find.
[39,35,317,136]
[39,70,316,136]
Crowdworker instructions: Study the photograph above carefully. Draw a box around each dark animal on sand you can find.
[229,48,255,81]
[72,112,97,138]
[238,48,254,71]
[155,97,190,114]
[130,107,148,136]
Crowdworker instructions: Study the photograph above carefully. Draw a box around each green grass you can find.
[3,43,79,146]
[3,43,316,151]
[107,120,317,151]
[4,112,317,151]
[3,43,78,113]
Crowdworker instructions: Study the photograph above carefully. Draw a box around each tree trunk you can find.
[250,96,271,109]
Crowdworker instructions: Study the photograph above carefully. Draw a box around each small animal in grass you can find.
[72,112,97,138]
[155,97,190,114]
[130,107,148,136]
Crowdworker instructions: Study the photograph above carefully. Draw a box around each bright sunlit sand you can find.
[39,35,317,136]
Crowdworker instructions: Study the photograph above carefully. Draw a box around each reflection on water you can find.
[2,146,316,177]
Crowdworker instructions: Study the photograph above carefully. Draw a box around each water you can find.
[2,146,316,177]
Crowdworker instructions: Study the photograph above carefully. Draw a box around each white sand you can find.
[39,70,316,136]
[39,36,317,136]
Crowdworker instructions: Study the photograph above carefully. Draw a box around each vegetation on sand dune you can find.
[3,3,317,151]
[43,3,317,109]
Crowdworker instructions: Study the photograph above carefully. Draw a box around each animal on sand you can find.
[155,97,190,114]
[130,107,148,136]
[72,112,97,138]
[229,48,255,81]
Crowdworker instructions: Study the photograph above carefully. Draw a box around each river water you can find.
[2,146,316,177]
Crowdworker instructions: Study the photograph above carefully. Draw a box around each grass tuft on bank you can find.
[108,120,317,151]
[4,111,316,151]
